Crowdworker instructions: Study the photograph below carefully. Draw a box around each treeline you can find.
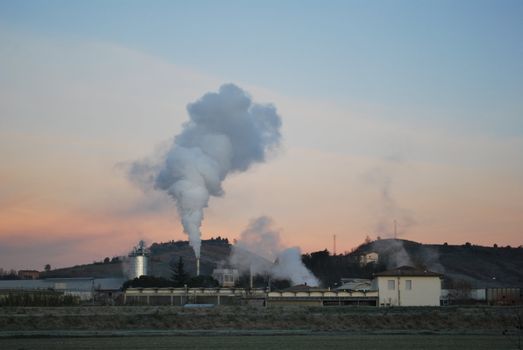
[0,291,80,306]
[150,237,230,255]
[302,249,387,287]
[92,256,121,265]
[0,268,20,280]
[236,274,291,290]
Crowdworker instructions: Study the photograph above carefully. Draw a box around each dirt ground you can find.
[0,334,520,350]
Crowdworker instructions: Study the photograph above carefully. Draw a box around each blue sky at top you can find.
[1,0,522,138]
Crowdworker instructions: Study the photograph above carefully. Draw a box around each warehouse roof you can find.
[373,266,443,277]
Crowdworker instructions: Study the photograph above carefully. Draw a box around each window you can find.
[405,280,412,290]
[387,280,395,290]
[223,274,233,283]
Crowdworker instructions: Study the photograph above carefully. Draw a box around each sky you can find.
[0,0,522,270]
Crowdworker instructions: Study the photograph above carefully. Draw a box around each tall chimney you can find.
[196,257,200,276]
[249,265,253,289]
[394,220,397,239]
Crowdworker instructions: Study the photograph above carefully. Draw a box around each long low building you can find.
[267,289,378,306]
[0,277,126,301]
[124,287,267,306]
[123,287,378,306]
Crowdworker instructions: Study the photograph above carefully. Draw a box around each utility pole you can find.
[394,220,397,239]
[333,234,336,256]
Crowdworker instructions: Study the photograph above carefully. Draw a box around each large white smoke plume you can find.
[230,216,319,286]
[128,84,282,258]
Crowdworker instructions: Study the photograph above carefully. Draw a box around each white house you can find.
[373,266,442,306]
[359,252,379,266]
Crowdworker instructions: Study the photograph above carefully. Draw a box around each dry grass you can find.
[0,305,521,334]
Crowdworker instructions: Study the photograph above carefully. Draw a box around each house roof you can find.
[373,266,443,277]
[282,284,324,292]
[336,279,372,291]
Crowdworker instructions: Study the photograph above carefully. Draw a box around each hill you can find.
[42,237,232,280]
[353,239,523,288]
[42,238,523,288]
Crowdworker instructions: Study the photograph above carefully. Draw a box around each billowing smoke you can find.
[128,84,282,258]
[230,216,319,286]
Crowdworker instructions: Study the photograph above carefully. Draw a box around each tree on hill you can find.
[186,275,220,288]
[171,256,189,287]
[122,275,172,289]
[302,249,387,287]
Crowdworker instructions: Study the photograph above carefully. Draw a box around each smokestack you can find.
[249,265,253,289]
[196,257,200,276]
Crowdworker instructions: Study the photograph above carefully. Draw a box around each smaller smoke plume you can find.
[369,239,445,273]
[419,245,445,273]
[365,159,416,238]
[374,239,413,269]
[229,216,319,286]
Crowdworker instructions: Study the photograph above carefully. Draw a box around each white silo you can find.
[128,240,149,280]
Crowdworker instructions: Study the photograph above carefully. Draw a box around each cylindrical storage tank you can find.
[129,255,148,280]
[127,240,149,280]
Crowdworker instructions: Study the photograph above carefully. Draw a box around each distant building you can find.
[17,270,40,280]
[0,277,125,301]
[486,288,521,305]
[212,268,239,287]
[373,266,442,306]
[359,252,379,266]
[336,278,372,291]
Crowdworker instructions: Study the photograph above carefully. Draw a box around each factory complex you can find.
[1,241,521,307]
[1,265,520,307]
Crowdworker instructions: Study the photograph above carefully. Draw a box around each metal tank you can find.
[128,240,149,280]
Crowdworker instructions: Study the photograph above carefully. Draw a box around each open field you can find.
[0,305,521,333]
[1,306,521,349]
[0,334,519,350]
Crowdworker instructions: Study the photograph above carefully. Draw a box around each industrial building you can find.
[122,266,443,307]
[267,288,378,306]
[336,278,372,292]
[212,268,239,287]
[124,287,266,306]
[441,287,522,305]
[0,277,126,301]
